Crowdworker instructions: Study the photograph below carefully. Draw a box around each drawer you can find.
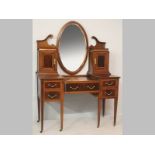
[44,91,61,101]
[66,83,99,92]
[102,79,117,87]
[44,81,61,89]
[83,83,99,91]
[102,89,116,98]
[66,83,80,91]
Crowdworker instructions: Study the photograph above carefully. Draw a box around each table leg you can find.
[60,101,64,131]
[97,97,102,128]
[40,81,44,133]
[37,97,40,122]
[114,97,118,126]
[36,74,40,123]
[102,99,105,116]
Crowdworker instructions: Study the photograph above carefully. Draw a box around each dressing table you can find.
[36,21,120,133]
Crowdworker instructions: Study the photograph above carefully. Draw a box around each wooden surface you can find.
[88,36,111,77]
[37,72,119,80]
[36,21,120,133]
[37,74,120,132]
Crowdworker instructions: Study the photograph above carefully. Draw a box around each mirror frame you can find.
[57,21,88,75]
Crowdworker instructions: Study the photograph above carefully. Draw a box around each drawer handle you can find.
[48,94,57,99]
[48,83,57,88]
[105,91,113,96]
[105,82,114,86]
[69,86,79,90]
[87,85,95,90]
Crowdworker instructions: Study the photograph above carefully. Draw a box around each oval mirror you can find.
[57,21,88,75]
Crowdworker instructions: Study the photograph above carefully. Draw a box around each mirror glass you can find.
[59,24,87,73]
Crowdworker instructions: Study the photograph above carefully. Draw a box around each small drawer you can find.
[66,84,80,91]
[45,91,60,101]
[45,81,60,89]
[102,79,117,87]
[66,83,99,92]
[102,89,116,98]
[84,83,99,91]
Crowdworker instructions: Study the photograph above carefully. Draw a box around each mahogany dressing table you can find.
[36,21,120,133]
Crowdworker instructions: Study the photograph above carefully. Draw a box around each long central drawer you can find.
[65,82,99,92]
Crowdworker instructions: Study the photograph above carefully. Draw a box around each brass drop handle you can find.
[70,86,79,90]
[48,94,57,99]
[105,81,114,86]
[105,91,113,96]
[48,83,57,88]
[87,85,95,90]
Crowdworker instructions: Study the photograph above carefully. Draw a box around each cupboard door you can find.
[39,50,57,73]
[92,51,110,76]
[97,55,105,68]
[94,53,106,70]
[43,54,53,68]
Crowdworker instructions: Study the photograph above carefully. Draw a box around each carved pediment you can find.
[37,34,57,50]
[89,36,108,51]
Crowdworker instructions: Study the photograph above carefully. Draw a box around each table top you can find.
[37,72,120,81]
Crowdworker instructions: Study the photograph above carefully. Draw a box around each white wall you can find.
[32,19,122,121]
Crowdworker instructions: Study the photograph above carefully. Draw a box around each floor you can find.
[33,115,122,135]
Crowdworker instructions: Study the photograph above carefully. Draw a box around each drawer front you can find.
[102,79,117,87]
[84,83,99,91]
[102,89,116,98]
[44,91,60,101]
[44,81,61,89]
[66,83,99,92]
